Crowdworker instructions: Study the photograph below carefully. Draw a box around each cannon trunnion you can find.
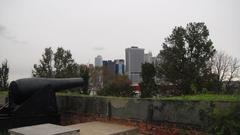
[0,78,84,129]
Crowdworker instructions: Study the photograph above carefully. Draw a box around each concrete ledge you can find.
[68,121,139,135]
[9,123,80,135]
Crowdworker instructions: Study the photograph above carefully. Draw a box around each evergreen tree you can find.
[54,47,75,78]
[0,60,9,89]
[158,22,216,94]
[98,75,135,97]
[32,47,54,77]
[140,63,157,98]
[79,64,89,94]
[32,47,90,94]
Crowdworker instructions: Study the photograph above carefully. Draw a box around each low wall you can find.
[57,96,239,133]
[0,96,6,106]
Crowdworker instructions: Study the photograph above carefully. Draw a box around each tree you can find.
[102,66,115,87]
[0,66,1,88]
[32,47,54,77]
[79,64,89,94]
[32,47,90,94]
[0,59,9,89]
[89,67,103,91]
[226,57,240,92]
[212,51,231,92]
[54,47,75,78]
[212,51,240,93]
[33,47,77,78]
[157,22,216,94]
[98,75,135,97]
[140,63,157,98]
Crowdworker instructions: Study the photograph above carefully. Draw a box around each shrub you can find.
[97,75,135,97]
[208,105,240,135]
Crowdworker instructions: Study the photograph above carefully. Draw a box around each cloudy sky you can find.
[0,0,239,81]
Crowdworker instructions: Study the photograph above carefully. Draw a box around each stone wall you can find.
[57,96,239,134]
[0,96,6,106]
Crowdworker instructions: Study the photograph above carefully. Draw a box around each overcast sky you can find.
[0,0,239,81]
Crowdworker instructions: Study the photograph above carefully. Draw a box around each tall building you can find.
[102,60,115,85]
[95,55,103,67]
[114,59,124,75]
[103,60,115,75]
[125,46,144,84]
[144,52,153,63]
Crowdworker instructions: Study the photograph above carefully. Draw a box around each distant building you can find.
[102,60,115,85]
[88,64,94,69]
[114,59,124,75]
[144,52,153,63]
[125,46,144,84]
[103,60,115,75]
[95,55,103,67]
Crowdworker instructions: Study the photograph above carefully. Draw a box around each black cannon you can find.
[0,78,84,129]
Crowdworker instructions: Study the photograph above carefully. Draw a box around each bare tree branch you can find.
[212,51,240,92]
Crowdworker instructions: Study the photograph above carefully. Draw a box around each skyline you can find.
[0,0,240,81]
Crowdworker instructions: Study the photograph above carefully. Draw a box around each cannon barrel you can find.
[9,78,84,105]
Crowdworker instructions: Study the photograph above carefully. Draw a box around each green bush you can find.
[208,105,240,135]
[0,91,8,97]
[97,75,135,97]
[0,88,8,92]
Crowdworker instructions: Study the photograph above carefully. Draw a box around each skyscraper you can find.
[125,46,144,84]
[102,60,115,86]
[144,52,153,63]
[114,59,124,75]
[94,55,103,67]
[103,60,115,75]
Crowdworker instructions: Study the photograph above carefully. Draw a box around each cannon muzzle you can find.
[9,78,84,105]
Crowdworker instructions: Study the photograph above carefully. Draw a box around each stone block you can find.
[9,123,80,135]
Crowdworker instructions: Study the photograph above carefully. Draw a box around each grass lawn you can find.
[1,91,240,102]
[159,93,240,102]
[56,92,90,97]
[56,92,133,99]
[57,92,240,102]
[0,91,7,97]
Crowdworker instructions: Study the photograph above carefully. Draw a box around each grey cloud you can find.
[0,24,28,45]
[93,46,104,51]
[0,25,6,33]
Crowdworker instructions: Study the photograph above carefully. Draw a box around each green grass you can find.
[1,91,239,102]
[57,92,240,102]
[56,92,137,99]
[0,91,7,97]
[56,92,90,97]
[158,94,240,102]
